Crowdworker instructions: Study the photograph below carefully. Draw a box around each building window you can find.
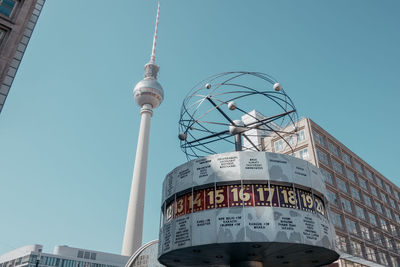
[376,177,383,187]
[274,139,283,152]
[330,211,343,228]
[0,0,16,17]
[345,218,357,234]
[327,190,338,206]
[385,183,392,194]
[395,191,400,201]
[313,131,325,146]
[373,230,383,246]
[321,168,334,185]
[378,252,389,266]
[350,241,363,257]
[380,218,388,232]
[328,141,339,157]
[384,236,393,250]
[342,152,351,166]
[365,169,374,181]
[299,148,309,160]
[355,205,365,220]
[332,158,343,175]
[365,246,377,262]
[380,192,387,203]
[77,251,84,258]
[316,148,329,165]
[359,178,367,190]
[354,161,363,174]
[375,201,383,214]
[395,213,400,223]
[391,256,399,267]
[368,212,377,226]
[84,252,90,259]
[350,186,361,201]
[90,253,96,260]
[337,178,348,193]
[360,225,370,240]
[390,224,397,235]
[364,194,372,207]
[346,168,356,183]
[385,207,392,220]
[296,130,305,141]
[370,185,378,197]
[336,235,347,252]
[390,198,396,209]
[341,198,352,213]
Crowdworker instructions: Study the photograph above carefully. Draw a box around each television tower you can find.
[121,1,163,256]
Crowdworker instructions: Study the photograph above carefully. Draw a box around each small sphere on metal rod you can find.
[227,101,237,110]
[178,132,187,141]
[273,83,282,91]
[205,83,211,89]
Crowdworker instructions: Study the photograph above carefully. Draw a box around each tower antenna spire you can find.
[150,1,160,64]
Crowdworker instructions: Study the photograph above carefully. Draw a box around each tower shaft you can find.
[122,104,153,256]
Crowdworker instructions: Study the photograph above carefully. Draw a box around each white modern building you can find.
[0,245,129,267]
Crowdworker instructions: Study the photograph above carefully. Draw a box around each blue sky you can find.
[1,0,400,255]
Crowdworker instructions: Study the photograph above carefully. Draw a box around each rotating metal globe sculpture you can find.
[178,71,299,160]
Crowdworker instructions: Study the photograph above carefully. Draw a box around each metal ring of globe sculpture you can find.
[158,72,339,267]
[178,71,299,160]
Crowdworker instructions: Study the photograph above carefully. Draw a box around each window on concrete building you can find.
[330,211,343,228]
[390,224,397,235]
[385,183,392,194]
[346,168,356,183]
[390,198,396,209]
[296,130,305,141]
[350,240,363,257]
[368,212,377,226]
[385,207,392,220]
[375,201,383,214]
[350,186,361,201]
[274,139,283,152]
[376,176,383,187]
[313,131,325,147]
[336,235,348,252]
[345,218,357,234]
[384,236,393,250]
[370,185,378,197]
[337,178,348,193]
[321,168,334,185]
[395,213,400,223]
[77,251,84,258]
[332,158,344,175]
[90,253,96,260]
[380,192,387,204]
[327,190,338,206]
[328,141,340,157]
[355,205,365,220]
[378,252,389,266]
[354,161,363,174]
[299,148,309,160]
[342,152,351,166]
[359,178,367,190]
[84,252,90,259]
[373,230,383,246]
[0,0,16,17]
[391,256,399,267]
[395,191,400,201]
[316,148,329,166]
[341,198,352,213]
[365,246,377,262]
[380,218,388,232]
[364,194,372,207]
[365,168,374,181]
[360,224,370,240]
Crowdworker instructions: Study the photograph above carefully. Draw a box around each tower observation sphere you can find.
[133,63,164,108]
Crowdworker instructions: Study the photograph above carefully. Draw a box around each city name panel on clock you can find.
[158,151,339,266]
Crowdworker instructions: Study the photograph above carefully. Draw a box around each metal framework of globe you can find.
[178,71,300,160]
